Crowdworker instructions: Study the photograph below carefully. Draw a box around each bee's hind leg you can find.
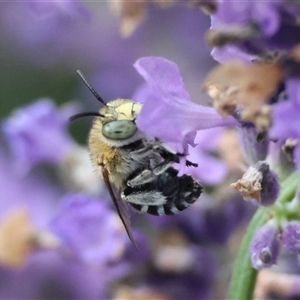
[130,145,157,160]
[127,169,155,187]
[154,147,198,168]
[127,159,173,188]
[121,190,167,215]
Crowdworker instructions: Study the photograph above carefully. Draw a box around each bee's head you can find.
[100,99,142,141]
[70,71,142,142]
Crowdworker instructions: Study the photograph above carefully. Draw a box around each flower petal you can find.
[134,57,236,150]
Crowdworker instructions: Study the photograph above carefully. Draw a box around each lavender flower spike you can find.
[250,220,280,270]
[2,99,75,174]
[50,193,128,267]
[134,57,236,153]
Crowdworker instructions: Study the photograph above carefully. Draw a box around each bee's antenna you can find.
[77,70,106,106]
[69,112,104,122]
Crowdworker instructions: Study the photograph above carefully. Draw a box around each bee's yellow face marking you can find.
[115,102,142,121]
[105,100,142,121]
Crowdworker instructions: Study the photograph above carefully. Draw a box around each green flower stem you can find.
[228,207,266,300]
[277,171,300,204]
[228,171,300,300]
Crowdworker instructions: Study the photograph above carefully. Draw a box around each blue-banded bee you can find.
[70,71,202,246]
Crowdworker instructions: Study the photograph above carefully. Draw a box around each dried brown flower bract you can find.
[0,208,60,268]
[109,1,147,37]
[230,161,279,206]
[204,60,283,128]
[113,286,170,300]
[0,208,34,267]
[205,83,238,116]
[109,0,174,37]
[187,0,217,15]
[240,104,272,132]
[230,165,263,202]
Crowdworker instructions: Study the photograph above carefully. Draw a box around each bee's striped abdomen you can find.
[124,168,202,216]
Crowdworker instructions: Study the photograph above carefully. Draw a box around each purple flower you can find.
[184,128,228,185]
[2,99,75,174]
[211,44,256,64]
[237,122,268,165]
[209,1,300,60]
[270,78,300,170]
[50,193,128,267]
[0,147,60,227]
[282,221,300,254]
[0,251,108,299]
[134,57,236,155]
[211,1,282,37]
[259,163,280,206]
[250,220,280,270]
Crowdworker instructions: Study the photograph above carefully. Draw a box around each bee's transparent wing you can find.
[102,168,138,249]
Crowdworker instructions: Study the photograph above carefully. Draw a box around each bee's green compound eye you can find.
[102,120,137,140]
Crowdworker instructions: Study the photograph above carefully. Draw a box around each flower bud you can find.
[230,161,280,206]
[260,162,280,206]
[250,221,280,270]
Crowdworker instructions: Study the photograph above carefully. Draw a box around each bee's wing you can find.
[102,168,138,249]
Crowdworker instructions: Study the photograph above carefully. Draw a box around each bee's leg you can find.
[127,159,173,187]
[151,160,173,175]
[161,151,198,168]
[121,189,167,207]
[152,146,198,168]
[186,160,198,167]
[127,169,155,187]
[176,153,198,167]
[130,146,157,160]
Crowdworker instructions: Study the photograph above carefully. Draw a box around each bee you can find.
[70,70,202,246]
